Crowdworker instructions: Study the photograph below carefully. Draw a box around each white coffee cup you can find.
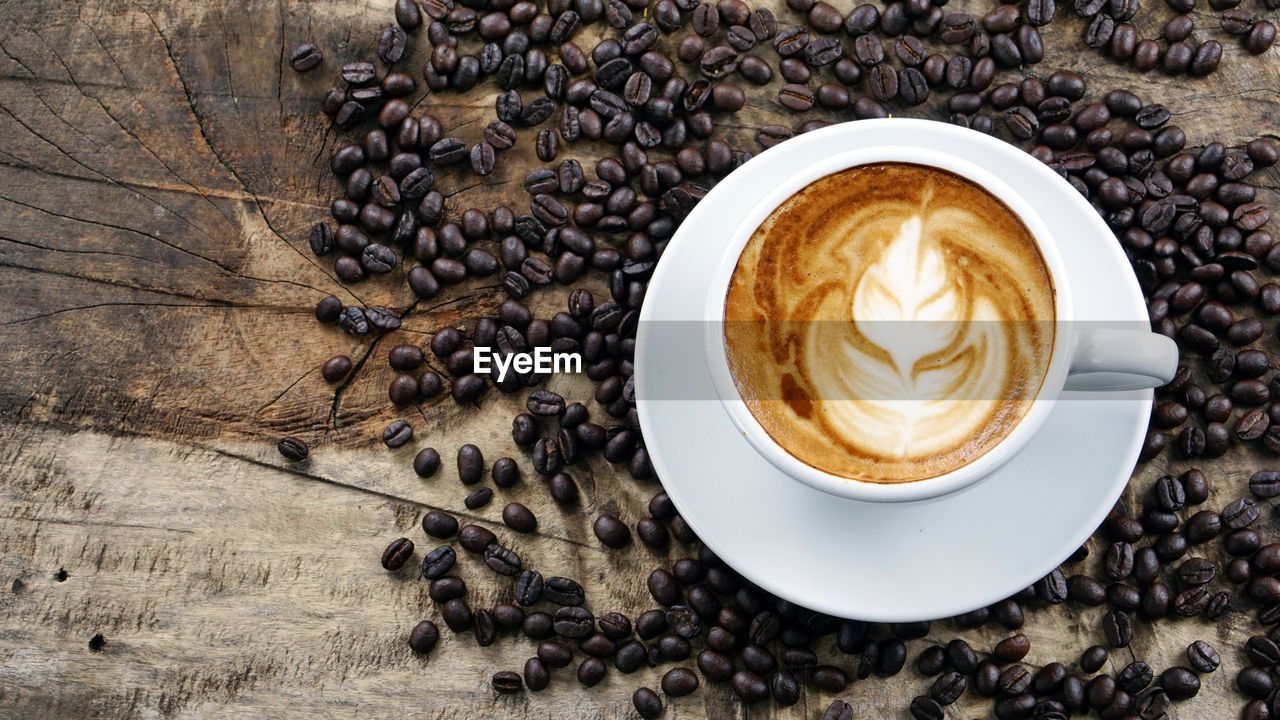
[703,145,1179,503]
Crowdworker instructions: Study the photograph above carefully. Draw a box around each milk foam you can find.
[724,163,1055,483]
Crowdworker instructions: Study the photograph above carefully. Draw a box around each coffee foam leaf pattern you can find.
[812,211,1014,460]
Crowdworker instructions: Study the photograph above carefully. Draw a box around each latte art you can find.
[724,163,1056,483]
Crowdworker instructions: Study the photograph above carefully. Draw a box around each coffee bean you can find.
[314,296,343,324]
[1190,40,1222,76]
[1115,661,1152,695]
[1187,640,1221,672]
[868,63,898,101]
[377,25,407,65]
[1103,610,1132,647]
[320,355,352,384]
[491,670,522,694]
[632,687,662,718]
[778,83,814,111]
[577,657,607,687]
[1239,666,1275,698]
[421,545,456,580]
[442,597,473,632]
[456,444,485,484]
[1248,21,1278,54]
[381,537,414,571]
[1156,667,1199,701]
[459,524,496,554]
[993,634,1031,663]
[1223,496,1261,529]
[999,665,1033,695]
[1105,542,1135,580]
[731,670,769,702]
[592,514,631,548]
[554,606,595,639]
[277,436,309,461]
[661,667,699,696]
[1005,106,1039,139]
[925,671,966,706]
[1175,586,1211,616]
[545,576,585,606]
[290,43,323,72]
[1083,675,1118,711]
[823,700,854,720]
[1081,646,1108,673]
[409,620,440,653]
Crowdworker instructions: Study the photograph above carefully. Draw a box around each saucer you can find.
[634,119,1153,622]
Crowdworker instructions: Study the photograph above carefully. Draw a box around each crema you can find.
[724,163,1056,483]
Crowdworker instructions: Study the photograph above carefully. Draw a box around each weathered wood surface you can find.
[0,0,1277,717]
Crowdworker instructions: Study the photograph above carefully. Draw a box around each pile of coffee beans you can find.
[272,0,1280,714]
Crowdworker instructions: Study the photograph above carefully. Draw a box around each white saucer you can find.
[635,119,1154,622]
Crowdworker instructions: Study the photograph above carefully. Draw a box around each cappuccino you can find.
[724,163,1056,483]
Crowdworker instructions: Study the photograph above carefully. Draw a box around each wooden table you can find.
[1,0,1277,716]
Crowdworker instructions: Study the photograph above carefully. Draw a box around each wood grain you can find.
[0,0,1277,717]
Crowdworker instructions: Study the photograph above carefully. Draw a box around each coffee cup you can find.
[704,143,1179,503]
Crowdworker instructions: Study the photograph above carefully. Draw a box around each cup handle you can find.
[1064,328,1180,391]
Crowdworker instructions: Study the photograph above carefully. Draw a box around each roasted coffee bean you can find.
[442,598,473,632]
[993,634,1031,663]
[421,545,456,580]
[632,687,662,718]
[1105,542,1135,580]
[731,670,769,702]
[483,543,521,576]
[925,671,966,706]
[1239,666,1275,698]
[382,421,413,448]
[321,355,352,383]
[545,576,585,606]
[1103,610,1132,647]
[1185,640,1221,673]
[699,46,739,79]
[1185,510,1222,542]
[491,670,522,694]
[1224,496,1261,528]
[314,295,343,324]
[1005,106,1039,139]
[409,620,440,653]
[593,514,631,548]
[548,472,579,504]
[1156,667,1199,700]
[454,444,485,484]
[778,84,814,111]
[908,696,944,720]
[1116,661,1152,694]
[1247,21,1277,54]
[972,661,1000,696]
[554,606,595,639]
[1081,645,1109,673]
[899,68,928,105]
[277,436,309,461]
[1174,585,1211,616]
[420,510,458,540]
[661,667,699,696]
[381,537,414,571]
[378,25,407,65]
[1000,665,1033,695]
[868,64,898,102]
[458,524,496,554]
[290,43,323,72]
[537,640,574,668]
[517,611,553,641]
